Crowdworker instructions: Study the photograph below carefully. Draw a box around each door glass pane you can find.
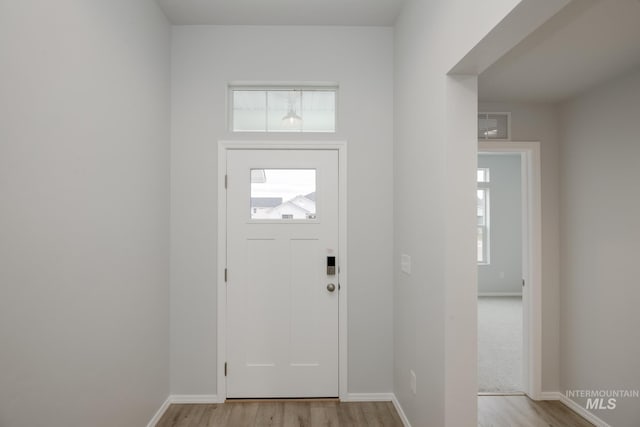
[250,169,317,220]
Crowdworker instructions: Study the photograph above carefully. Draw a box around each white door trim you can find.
[478,141,542,400]
[217,140,348,402]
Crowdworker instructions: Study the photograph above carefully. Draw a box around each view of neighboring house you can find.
[251,192,316,219]
[250,197,282,217]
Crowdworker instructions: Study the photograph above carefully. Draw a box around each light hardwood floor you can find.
[478,396,594,427]
[157,396,593,427]
[156,400,404,427]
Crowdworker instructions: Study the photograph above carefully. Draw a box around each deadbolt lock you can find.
[327,256,336,275]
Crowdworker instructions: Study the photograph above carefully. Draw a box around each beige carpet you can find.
[478,296,522,393]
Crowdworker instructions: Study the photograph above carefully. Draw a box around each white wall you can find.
[478,101,561,393]
[477,154,522,294]
[560,69,640,427]
[0,1,171,426]
[393,1,523,425]
[170,26,394,395]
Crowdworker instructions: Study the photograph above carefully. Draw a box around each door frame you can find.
[216,140,348,402]
[478,141,542,400]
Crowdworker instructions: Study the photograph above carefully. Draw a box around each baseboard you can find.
[391,394,412,427]
[478,292,522,297]
[479,392,525,396]
[170,394,220,404]
[146,396,171,427]
[538,391,563,400]
[537,392,612,427]
[344,392,394,402]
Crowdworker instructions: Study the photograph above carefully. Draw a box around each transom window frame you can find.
[228,83,339,133]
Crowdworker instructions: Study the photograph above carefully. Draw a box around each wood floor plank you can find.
[478,396,594,427]
[201,403,232,427]
[156,397,592,427]
[336,402,366,426]
[156,404,182,427]
[254,402,285,426]
[226,402,260,426]
[282,402,311,427]
[160,404,195,427]
[185,405,209,427]
[362,401,389,427]
[309,401,339,427]
[381,401,404,426]
[370,401,399,426]
[169,404,205,427]
[537,400,595,427]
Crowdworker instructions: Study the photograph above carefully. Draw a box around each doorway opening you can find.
[477,152,523,394]
[477,142,542,399]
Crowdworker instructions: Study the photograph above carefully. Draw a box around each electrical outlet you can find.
[410,370,417,395]
[401,254,411,274]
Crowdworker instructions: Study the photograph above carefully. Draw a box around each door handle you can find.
[327,283,336,292]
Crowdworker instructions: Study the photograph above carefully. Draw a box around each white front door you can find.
[226,149,339,398]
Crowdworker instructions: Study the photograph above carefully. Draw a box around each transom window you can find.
[230,86,337,133]
[478,112,510,140]
[477,168,490,265]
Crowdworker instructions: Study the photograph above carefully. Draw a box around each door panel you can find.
[226,149,339,398]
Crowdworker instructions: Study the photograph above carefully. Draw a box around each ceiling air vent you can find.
[478,112,510,140]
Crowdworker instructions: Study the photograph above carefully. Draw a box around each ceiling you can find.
[156,0,405,26]
[157,0,640,102]
[479,0,640,103]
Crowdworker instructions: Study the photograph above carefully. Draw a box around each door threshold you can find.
[478,392,526,396]
[226,397,340,403]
